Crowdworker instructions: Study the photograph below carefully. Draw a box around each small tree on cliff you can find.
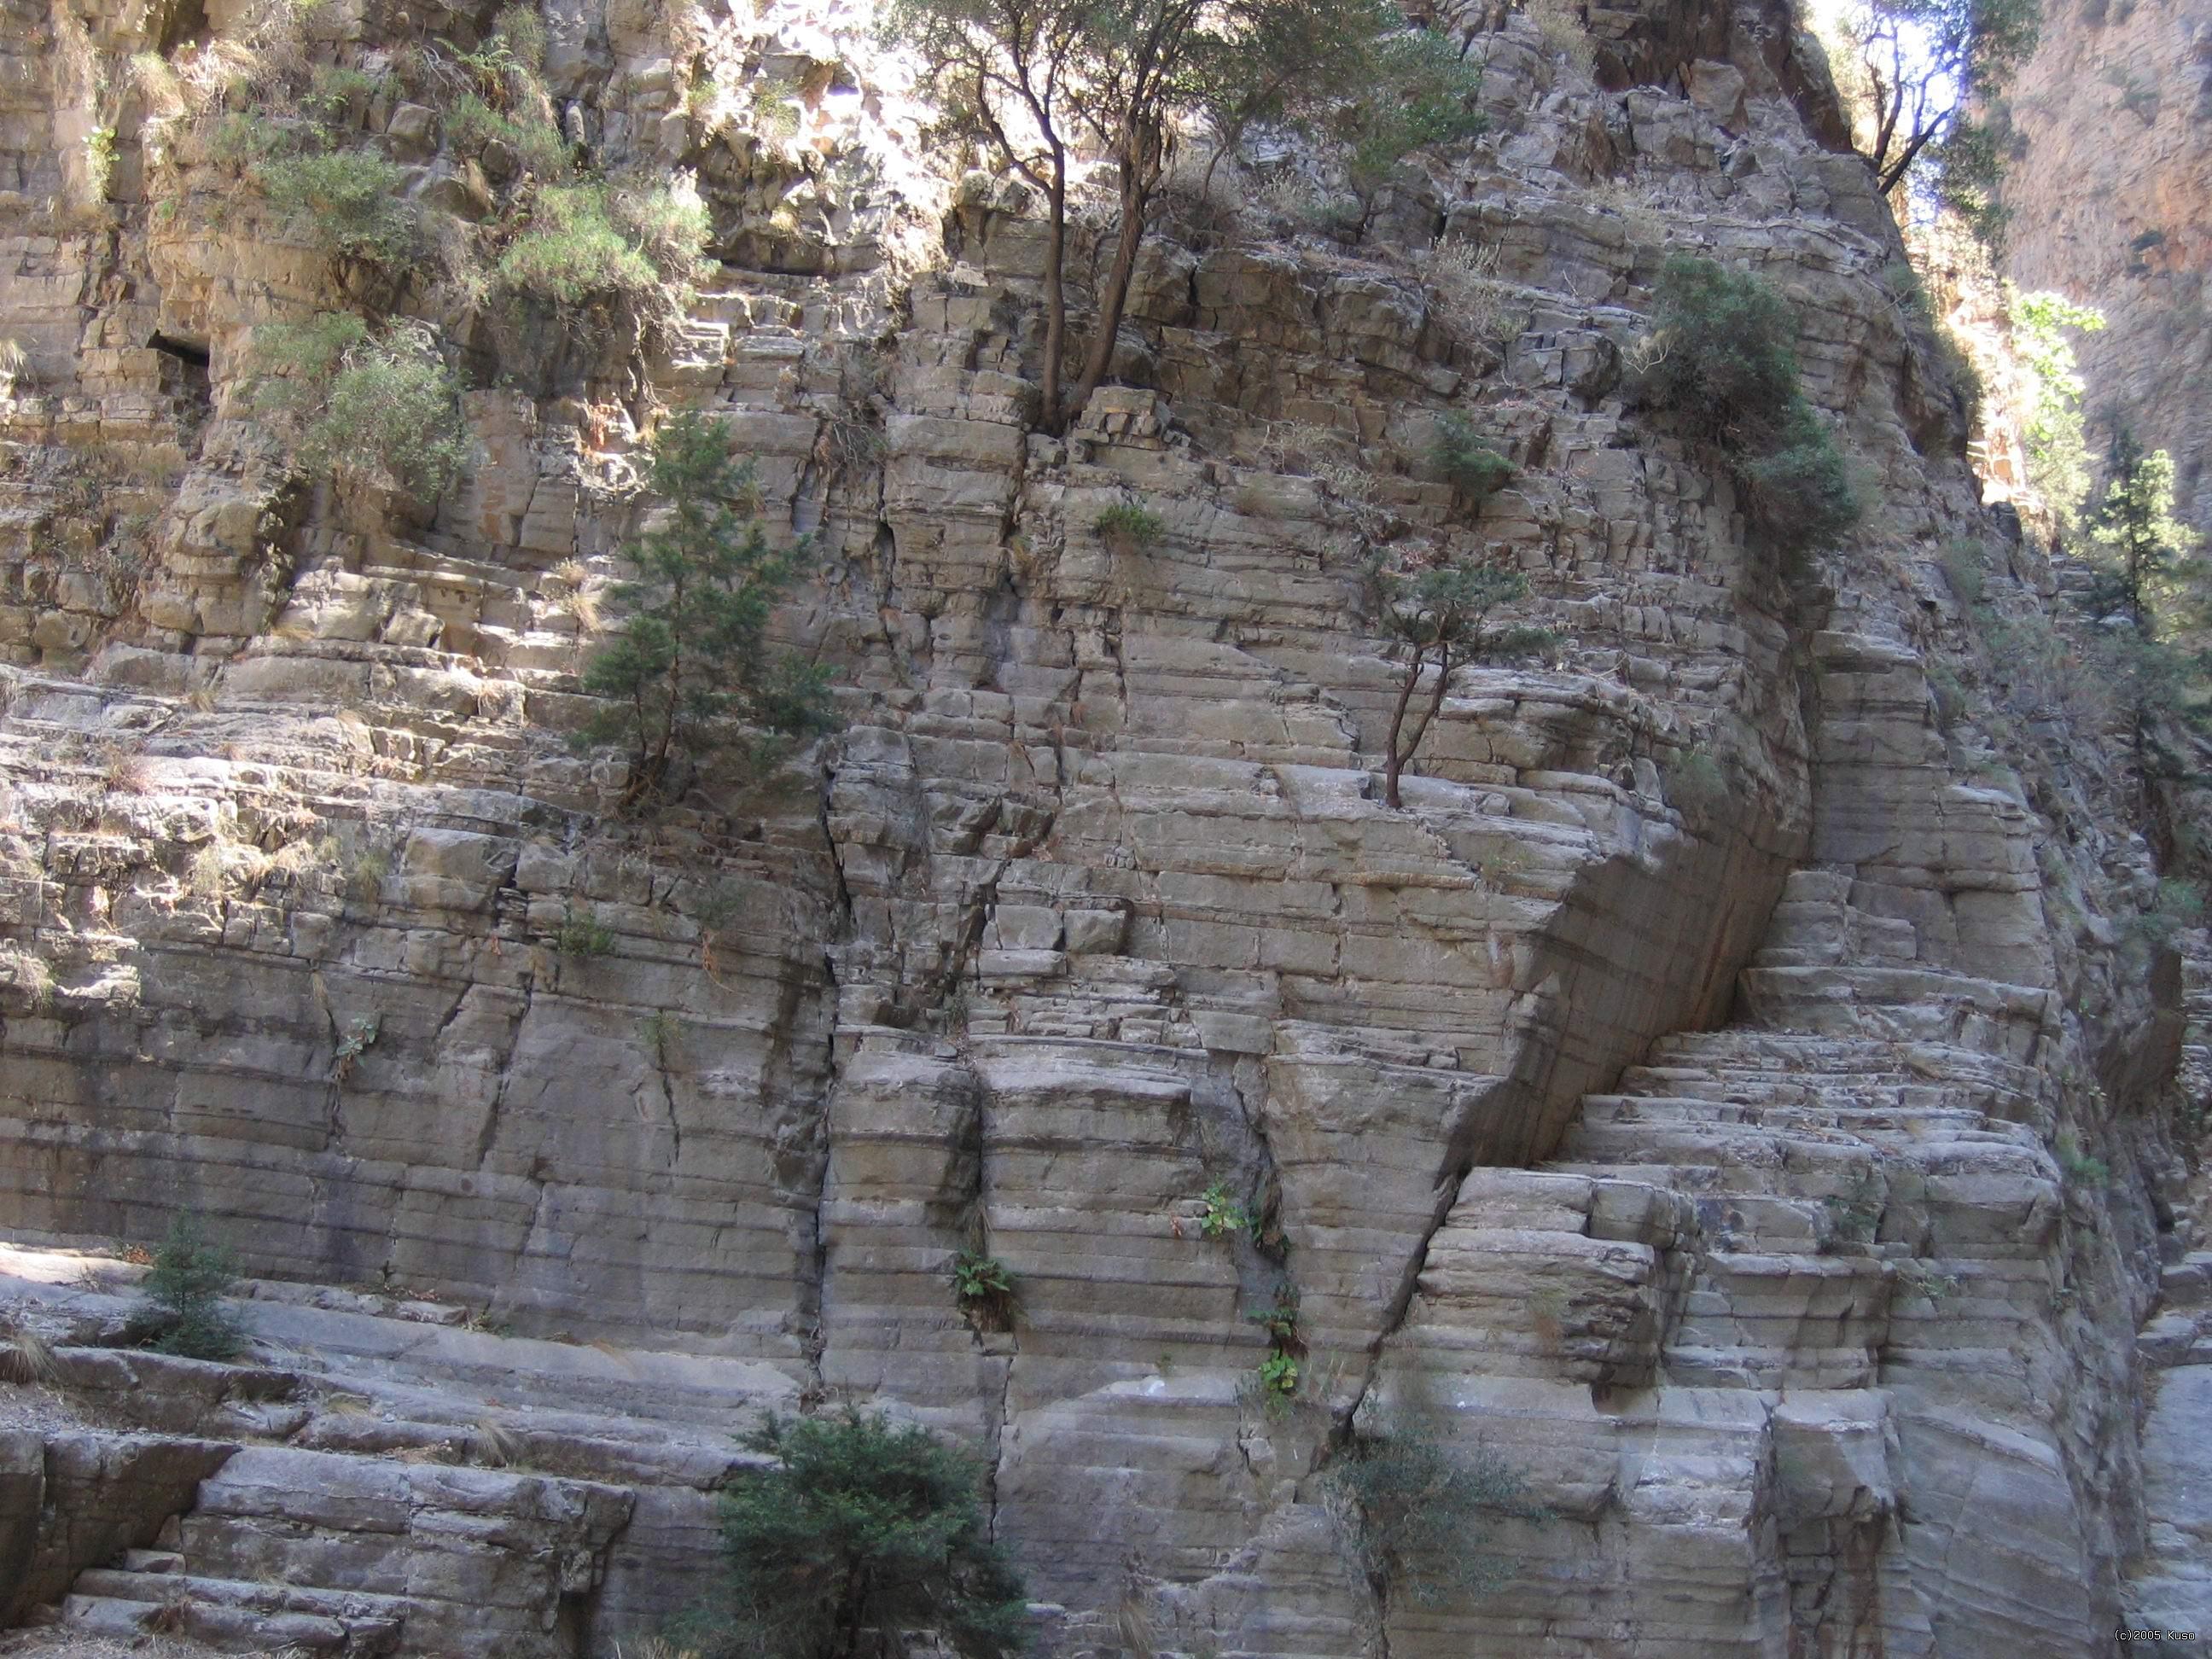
[1366,555,1551,809]
[576,411,835,810]
[715,1411,1030,1659]
[883,0,1484,434]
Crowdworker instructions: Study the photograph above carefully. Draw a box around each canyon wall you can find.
[0,0,2203,1652]
[2001,0,2212,531]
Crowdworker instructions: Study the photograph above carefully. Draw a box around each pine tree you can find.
[715,1412,1030,1659]
[576,411,835,809]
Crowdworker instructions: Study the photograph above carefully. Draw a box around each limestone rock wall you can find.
[2001,0,2212,530]
[0,0,2198,1652]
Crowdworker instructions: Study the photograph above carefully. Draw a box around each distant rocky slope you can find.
[0,0,2205,1653]
[2000,0,2212,533]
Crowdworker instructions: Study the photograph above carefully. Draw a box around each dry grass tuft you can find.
[0,1322,61,1384]
[1422,238,1527,349]
[1525,0,1597,77]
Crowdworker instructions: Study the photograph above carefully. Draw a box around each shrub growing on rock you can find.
[1634,254,1861,560]
[131,1217,246,1361]
[573,410,835,810]
[716,1411,1030,1659]
[1429,413,1514,508]
[249,313,470,501]
[1322,1409,1534,1607]
[255,147,416,265]
[495,179,710,320]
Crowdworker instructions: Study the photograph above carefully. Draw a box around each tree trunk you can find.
[1039,154,1068,434]
[1382,646,1426,810]
[1065,160,1151,430]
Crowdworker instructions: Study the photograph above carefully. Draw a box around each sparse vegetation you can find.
[1093,502,1167,550]
[1429,413,1515,507]
[951,1250,1017,1329]
[495,179,711,317]
[1365,556,1552,809]
[2053,1134,2110,1189]
[717,1411,1031,1659]
[1322,1409,1534,1606]
[1633,254,1860,560]
[1421,238,1524,352]
[250,313,470,500]
[1523,0,1596,75]
[885,0,1482,431]
[569,410,835,810]
[555,906,615,957]
[131,1217,246,1361]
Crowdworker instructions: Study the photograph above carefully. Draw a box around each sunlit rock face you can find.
[0,0,2198,1653]
[2001,0,2212,533]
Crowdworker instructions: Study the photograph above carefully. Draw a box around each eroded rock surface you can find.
[0,0,2200,1652]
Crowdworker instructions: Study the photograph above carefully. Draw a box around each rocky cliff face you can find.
[2000,0,2212,531]
[0,0,2203,1654]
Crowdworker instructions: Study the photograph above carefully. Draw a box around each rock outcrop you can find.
[0,0,2201,1652]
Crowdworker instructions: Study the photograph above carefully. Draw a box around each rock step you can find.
[62,1575,402,1654]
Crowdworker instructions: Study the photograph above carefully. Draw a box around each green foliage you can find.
[717,1412,1031,1659]
[134,1218,246,1361]
[573,411,835,809]
[1093,502,1166,549]
[950,1251,1017,1328]
[449,92,573,178]
[2053,1134,2110,1189]
[555,906,615,956]
[1256,1351,1300,1397]
[1665,748,1730,819]
[1246,1287,1302,1350]
[2009,287,2104,527]
[1635,255,1861,557]
[249,315,469,500]
[1636,254,1802,440]
[1322,1411,1534,1605]
[1197,1179,1251,1241]
[331,1012,382,1083]
[2125,877,2208,948]
[255,147,416,263]
[640,1010,678,1067]
[1429,414,1514,507]
[883,0,1482,429]
[2083,434,2197,633]
[1336,27,1488,205]
[1737,398,1861,554]
[1365,556,1552,807]
[496,181,708,315]
[1939,538,1987,606]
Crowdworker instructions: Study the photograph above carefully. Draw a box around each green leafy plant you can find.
[331,1012,381,1083]
[255,148,416,264]
[640,1010,676,1067]
[1196,1179,1251,1241]
[1321,1410,1535,1605]
[718,1411,1031,1659]
[1246,1287,1303,1351]
[248,313,470,500]
[1093,502,1166,550]
[1633,254,1860,559]
[131,1218,246,1361]
[1256,1350,1300,1398]
[84,125,117,201]
[2008,288,2104,528]
[555,906,614,956]
[951,1250,1017,1330]
[1429,413,1514,507]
